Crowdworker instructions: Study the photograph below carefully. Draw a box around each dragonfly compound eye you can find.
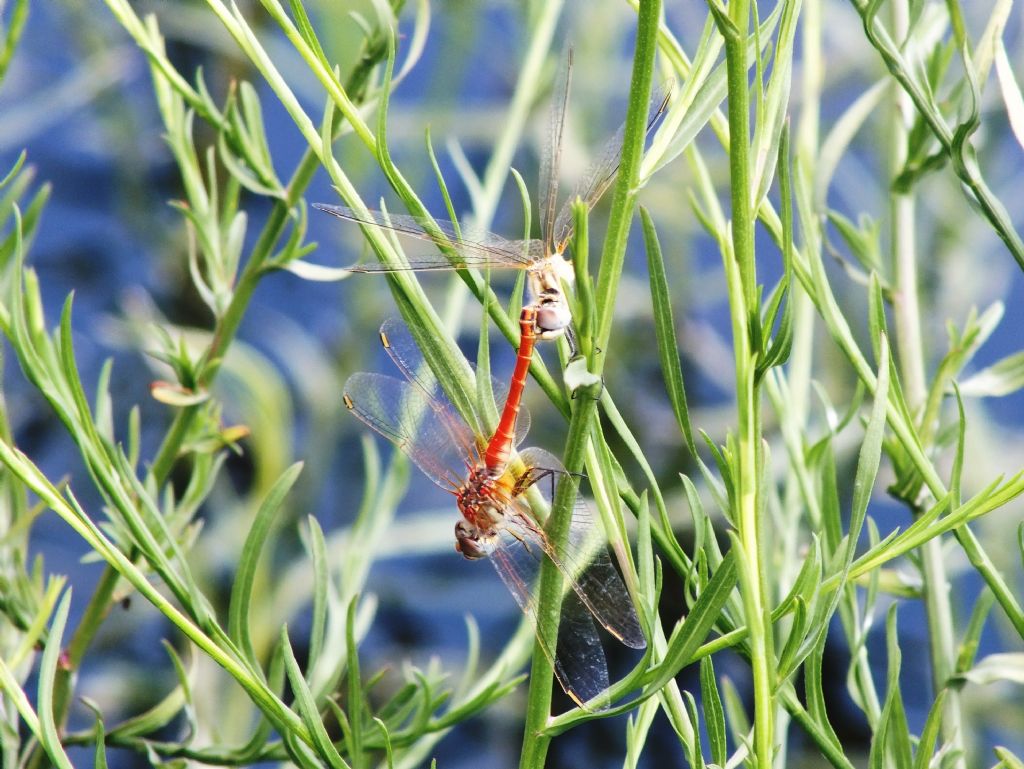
[535,300,571,336]
[454,520,492,560]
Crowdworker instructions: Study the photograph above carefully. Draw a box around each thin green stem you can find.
[888,2,965,762]
[721,0,773,765]
[591,0,662,373]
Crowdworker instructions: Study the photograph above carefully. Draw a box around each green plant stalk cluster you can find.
[1,0,1024,767]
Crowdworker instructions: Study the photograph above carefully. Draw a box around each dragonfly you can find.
[343,314,646,708]
[315,48,670,343]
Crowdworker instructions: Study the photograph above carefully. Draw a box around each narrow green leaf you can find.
[994,746,1024,769]
[0,150,26,189]
[912,690,947,769]
[280,626,350,769]
[849,333,889,556]
[424,127,461,237]
[79,699,111,769]
[700,656,727,767]
[827,210,884,275]
[813,441,841,553]
[882,606,913,766]
[636,492,655,617]
[956,653,1024,686]
[641,206,696,457]
[38,590,76,769]
[228,462,304,665]
[654,552,737,689]
[955,589,995,675]
[958,350,1024,397]
[804,632,842,748]
[776,596,808,683]
[306,515,329,685]
[374,717,395,769]
[682,690,707,769]
[288,0,332,87]
[950,382,966,507]
[720,675,750,751]
[867,272,887,364]
[345,597,365,764]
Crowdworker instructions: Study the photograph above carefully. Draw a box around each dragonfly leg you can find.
[564,324,580,358]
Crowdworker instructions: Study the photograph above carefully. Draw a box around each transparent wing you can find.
[539,47,573,252]
[551,82,673,251]
[485,376,532,449]
[379,317,531,446]
[482,446,646,706]
[314,204,544,270]
[487,511,611,708]
[512,448,646,649]
[342,372,474,492]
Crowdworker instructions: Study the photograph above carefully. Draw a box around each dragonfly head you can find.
[528,258,574,339]
[535,294,572,339]
[454,519,495,560]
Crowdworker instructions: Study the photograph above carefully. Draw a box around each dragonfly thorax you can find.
[454,468,508,560]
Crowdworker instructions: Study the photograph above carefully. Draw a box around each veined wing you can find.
[540,46,573,253]
[379,317,531,447]
[550,82,673,251]
[314,204,544,270]
[486,508,612,709]
[342,372,475,492]
[510,447,646,650]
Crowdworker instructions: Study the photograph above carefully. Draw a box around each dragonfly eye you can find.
[535,300,571,336]
[454,520,491,560]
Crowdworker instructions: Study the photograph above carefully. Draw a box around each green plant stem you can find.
[887,2,965,763]
[518,388,599,769]
[721,0,774,766]
[591,0,662,372]
[520,3,661,762]
[849,0,1024,270]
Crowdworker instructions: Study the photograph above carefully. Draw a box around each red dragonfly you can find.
[315,49,670,343]
[342,312,646,708]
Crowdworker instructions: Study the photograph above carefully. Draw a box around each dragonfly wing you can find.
[488,523,611,709]
[514,447,646,650]
[484,373,531,449]
[343,372,471,491]
[540,47,573,251]
[381,317,531,448]
[551,82,673,250]
[555,590,611,708]
[314,204,543,270]
[380,317,448,400]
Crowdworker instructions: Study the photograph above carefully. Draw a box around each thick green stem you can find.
[520,3,661,762]
[518,389,598,769]
[722,0,773,765]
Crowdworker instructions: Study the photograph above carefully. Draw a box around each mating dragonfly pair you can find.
[319,51,668,709]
